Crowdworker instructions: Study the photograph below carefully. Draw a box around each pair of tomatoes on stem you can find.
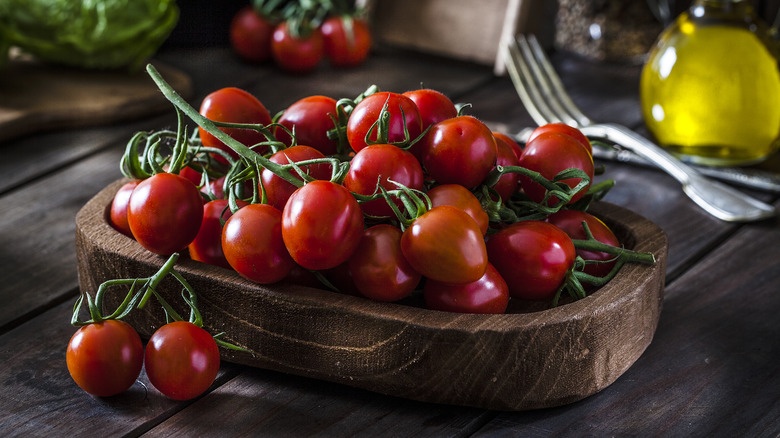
[230,6,372,73]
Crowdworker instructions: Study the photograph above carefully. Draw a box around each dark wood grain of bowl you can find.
[75,179,668,411]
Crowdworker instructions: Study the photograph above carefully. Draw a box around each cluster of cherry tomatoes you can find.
[108,82,636,316]
[229,4,371,73]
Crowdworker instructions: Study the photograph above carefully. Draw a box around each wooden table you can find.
[2,43,779,437]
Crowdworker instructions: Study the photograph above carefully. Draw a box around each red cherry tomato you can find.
[346,92,423,153]
[402,88,458,129]
[189,199,244,269]
[282,180,364,270]
[493,132,523,161]
[66,320,143,397]
[517,132,594,206]
[127,173,204,255]
[260,145,332,211]
[199,87,272,163]
[230,6,275,63]
[271,21,323,73]
[109,180,140,238]
[527,123,592,156]
[426,184,489,235]
[400,205,488,284]
[342,144,424,217]
[420,116,497,189]
[144,321,220,401]
[274,95,339,155]
[424,263,509,314]
[486,220,576,301]
[492,133,521,201]
[347,224,421,302]
[320,16,372,67]
[222,203,295,284]
[546,209,620,278]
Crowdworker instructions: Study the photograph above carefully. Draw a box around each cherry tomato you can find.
[66,320,143,397]
[274,95,339,155]
[400,205,488,284]
[282,180,364,270]
[189,199,245,269]
[320,16,372,67]
[493,132,523,161]
[342,144,424,217]
[144,321,220,401]
[178,165,203,186]
[424,263,509,314]
[230,6,275,63]
[347,224,421,302]
[546,209,620,278]
[271,21,323,73]
[426,184,489,235]
[527,123,592,156]
[260,145,332,211]
[517,132,594,206]
[199,87,272,163]
[346,91,423,153]
[402,88,457,129]
[127,173,204,255]
[492,133,521,201]
[420,116,497,188]
[486,220,576,301]
[201,176,225,200]
[222,203,295,284]
[109,180,140,238]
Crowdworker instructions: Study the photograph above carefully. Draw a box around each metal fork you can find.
[505,34,776,222]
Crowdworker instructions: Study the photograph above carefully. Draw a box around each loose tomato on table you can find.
[342,143,424,217]
[486,220,576,301]
[400,205,488,284]
[320,15,372,67]
[230,6,275,63]
[144,321,220,401]
[271,21,324,73]
[517,131,594,206]
[127,173,204,256]
[346,91,423,153]
[260,145,333,211]
[66,319,143,397]
[109,179,140,238]
[282,180,364,270]
[546,209,620,278]
[274,95,340,155]
[420,115,497,189]
[423,263,509,314]
[222,203,294,284]
[426,184,489,235]
[347,224,421,302]
[199,87,272,163]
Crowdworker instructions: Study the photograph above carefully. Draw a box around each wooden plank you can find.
[0,302,241,438]
[472,202,780,436]
[149,366,495,437]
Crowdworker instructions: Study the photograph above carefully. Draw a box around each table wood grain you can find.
[1,44,778,437]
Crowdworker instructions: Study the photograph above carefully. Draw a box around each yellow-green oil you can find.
[640,3,780,166]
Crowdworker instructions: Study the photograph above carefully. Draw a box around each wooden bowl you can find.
[75,179,668,411]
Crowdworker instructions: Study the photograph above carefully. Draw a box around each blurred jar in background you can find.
[554,0,664,63]
[640,0,780,166]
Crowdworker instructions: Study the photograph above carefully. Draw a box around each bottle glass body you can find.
[640,0,780,166]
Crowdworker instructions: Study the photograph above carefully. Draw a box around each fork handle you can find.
[579,123,776,222]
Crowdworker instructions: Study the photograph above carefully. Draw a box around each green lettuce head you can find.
[0,0,179,70]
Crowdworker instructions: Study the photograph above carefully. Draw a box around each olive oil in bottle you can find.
[640,0,780,166]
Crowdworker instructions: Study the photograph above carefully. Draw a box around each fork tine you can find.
[505,36,560,126]
[525,35,592,127]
